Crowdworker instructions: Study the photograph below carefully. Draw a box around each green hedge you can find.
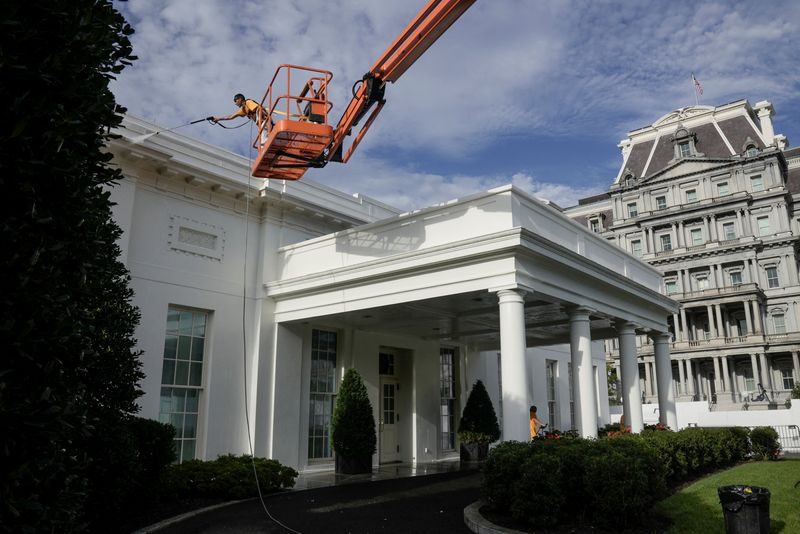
[163,455,298,500]
[482,426,758,530]
[749,426,780,460]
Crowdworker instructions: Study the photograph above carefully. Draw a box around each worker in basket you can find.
[211,93,269,142]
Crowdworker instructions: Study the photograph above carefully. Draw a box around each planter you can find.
[335,453,372,474]
[460,442,489,464]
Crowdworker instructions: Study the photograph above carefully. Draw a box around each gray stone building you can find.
[565,99,800,411]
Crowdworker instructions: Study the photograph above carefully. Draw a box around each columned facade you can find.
[570,307,598,438]
[567,99,800,415]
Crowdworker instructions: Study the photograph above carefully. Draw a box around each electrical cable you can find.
[240,121,303,534]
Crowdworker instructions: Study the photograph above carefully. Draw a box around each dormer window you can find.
[671,125,704,160]
[589,219,600,233]
[745,145,758,157]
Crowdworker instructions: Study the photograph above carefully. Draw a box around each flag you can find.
[692,73,703,96]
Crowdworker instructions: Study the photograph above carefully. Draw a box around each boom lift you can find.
[250,0,476,180]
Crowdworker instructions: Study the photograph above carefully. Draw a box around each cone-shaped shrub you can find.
[458,380,501,444]
[331,369,377,458]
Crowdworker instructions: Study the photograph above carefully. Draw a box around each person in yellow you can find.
[529,405,546,440]
[211,93,263,124]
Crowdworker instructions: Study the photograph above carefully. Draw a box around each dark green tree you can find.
[458,380,501,444]
[0,1,143,531]
[331,369,377,459]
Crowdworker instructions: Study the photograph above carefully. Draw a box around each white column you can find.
[672,313,680,341]
[652,332,678,429]
[709,214,718,241]
[759,353,773,391]
[497,289,529,442]
[677,357,687,395]
[792,351,800,383]
[720,356,730,393]
[617,321,644,433]
[751,300,763,334]
[644,360,653,396]
[677,221,685,247]
[570,307,597,438]
[744,300,753,336]
[686,359,696,397]
[715,305,725,338]
[706,305,716,338]
[712,357,722,395]
[679,307,688,341]
[750,353,760,389]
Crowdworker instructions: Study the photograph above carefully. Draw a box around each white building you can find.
[108,115,678,470]
[565,99,800,419]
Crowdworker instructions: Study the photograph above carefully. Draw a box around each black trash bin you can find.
[718,485,770,534]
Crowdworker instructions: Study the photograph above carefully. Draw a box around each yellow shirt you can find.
[229,99,262,122]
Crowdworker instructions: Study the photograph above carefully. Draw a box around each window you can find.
[655,196,667,210]
[781,368,795,390]
[379,352,395,375]
[678,141,691,158]
[722,222,737,241]
[745,145,758,157]
[160,307,207,463]
[686,189,698,203]
[690,228,703,245]
[627,202,638,218]
[757,216,770,236]
[439,348,457,451]
[772,313,786,334]
[729,271,742,286]
[546,360,558,429]
[765,266,780,288]
[697,276,710,291]
[308,329,337,459]
[660,234,672,251]
[717,182,730,196]
[665,281,678,295]
[589,219,600,233]
[750,175,764,192]
[631,239,642,258]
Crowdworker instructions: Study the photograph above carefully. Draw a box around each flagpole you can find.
[692,74,698,106]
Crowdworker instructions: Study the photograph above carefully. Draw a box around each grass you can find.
[655,459,800,534]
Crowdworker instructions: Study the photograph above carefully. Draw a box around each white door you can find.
[379,378,400,463]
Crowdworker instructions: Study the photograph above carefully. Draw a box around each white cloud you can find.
[112,0,800,210]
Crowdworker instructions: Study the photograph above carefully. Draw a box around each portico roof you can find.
[266,186,678,349]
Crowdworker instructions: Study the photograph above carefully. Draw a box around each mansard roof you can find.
[614,100,769,185]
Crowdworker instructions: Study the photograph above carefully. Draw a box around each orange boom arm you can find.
[250,0,476,180]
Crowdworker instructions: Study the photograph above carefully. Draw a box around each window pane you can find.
[161,360,176,385]
[181,440,196,463]
[189,362,203,386]
[166,310,180,332]
[193,313,206,336]
[164,335,178,359]
[751,175,763,192]
[177,336,191,360]
[175,361,189,385]
[178,312,193,335]
[190,339,204,361]
[758,217,770,236]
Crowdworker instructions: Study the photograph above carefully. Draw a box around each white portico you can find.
[265,185,680,450]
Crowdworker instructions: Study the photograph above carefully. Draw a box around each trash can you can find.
[718,485,770,534]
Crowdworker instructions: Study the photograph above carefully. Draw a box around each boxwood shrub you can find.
[482,426,756,530]
[163,454,298,500]
[749,426,780,460]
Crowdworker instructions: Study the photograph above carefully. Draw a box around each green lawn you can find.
[655,459,800,534]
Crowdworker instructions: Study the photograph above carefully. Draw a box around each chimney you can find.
[753,101,775,145]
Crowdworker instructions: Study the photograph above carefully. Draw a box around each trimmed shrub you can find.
[458,380,500,444]
[511,449,564,527]
[163,455,297,500]
[331,369,377,460]
[482,440,530,511]
[750,426,780,460]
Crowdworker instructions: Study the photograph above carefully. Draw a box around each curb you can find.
[131,498,252,533]
[463,501,525,534]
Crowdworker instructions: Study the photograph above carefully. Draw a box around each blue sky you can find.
[112,0,800,211]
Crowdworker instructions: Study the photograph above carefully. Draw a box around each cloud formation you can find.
[112,0,800,210]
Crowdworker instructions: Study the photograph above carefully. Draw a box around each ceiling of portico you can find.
[293,288,618,350]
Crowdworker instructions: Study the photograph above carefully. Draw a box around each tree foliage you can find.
[331,369,377,458]
[0,1,143,531]
[458,380,501,444]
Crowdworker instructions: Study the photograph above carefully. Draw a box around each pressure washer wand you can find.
[128,117,211,144]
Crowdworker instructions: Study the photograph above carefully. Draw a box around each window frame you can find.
[685,189,698,203]
[627,202,638,218]
[655,196,667,210]
[722,222,737,241]
[757,216,771,237]
[631,239,642,258]
[690,228,703,246]
[750,175,764,192]
[765,266,780,288]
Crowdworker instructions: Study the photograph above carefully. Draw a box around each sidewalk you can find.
[140,461,483,534]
